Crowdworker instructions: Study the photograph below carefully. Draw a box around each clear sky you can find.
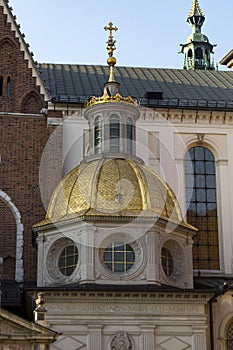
[9,0,232,70]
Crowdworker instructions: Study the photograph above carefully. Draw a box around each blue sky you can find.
[9,0,232,69]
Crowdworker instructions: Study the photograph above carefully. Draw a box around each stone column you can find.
[141,326,156,349]
[36,234,45,287]
[79,225,95,283]
[88,325,102,350]
[147,229,160,284]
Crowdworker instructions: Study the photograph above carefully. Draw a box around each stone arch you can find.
[188,49,193,58]
[0,190,23,282]
[219,313,233,350]
[0,37,17,65]
[21,91,44,114]
[180,135,224,162]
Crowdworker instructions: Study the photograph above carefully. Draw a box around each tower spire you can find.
[188,0,204,18]
[104,22,118,82]
[187,0,205,33]
[180,0,216,70]
[85,22,138,107]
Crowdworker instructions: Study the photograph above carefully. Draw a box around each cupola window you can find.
[126,117,134,154]
[110,115,120,152]
[58,244,78,276]
[161,247,173,277]
[94,116,103,154]
[103,242,135,273]
[185,146,219,270]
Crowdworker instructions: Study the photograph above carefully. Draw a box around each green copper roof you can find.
[38,64,233,109]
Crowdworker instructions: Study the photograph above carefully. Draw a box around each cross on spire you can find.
[104,22,118,58]
[104,22,118,40]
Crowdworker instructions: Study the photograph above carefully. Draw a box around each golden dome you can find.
[37,157,189,228]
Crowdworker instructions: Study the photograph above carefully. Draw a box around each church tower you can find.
[180,0,216,70]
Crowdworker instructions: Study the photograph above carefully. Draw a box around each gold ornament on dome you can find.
[85,22,139,107]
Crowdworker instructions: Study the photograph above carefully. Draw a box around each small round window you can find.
[58,244,78,276]
[103,242,135,273]
[161,247,173,277]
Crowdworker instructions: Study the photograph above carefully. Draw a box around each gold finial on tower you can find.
[104,22,118,82]
[85,22,139,107]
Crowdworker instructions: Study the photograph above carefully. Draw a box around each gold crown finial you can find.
[104,22,118,81]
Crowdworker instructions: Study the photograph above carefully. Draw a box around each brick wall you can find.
[0,5,44,113]
[0,114,62,285]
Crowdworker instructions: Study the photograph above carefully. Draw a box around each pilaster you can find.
[141,326,156,349]
[88,325,102,350]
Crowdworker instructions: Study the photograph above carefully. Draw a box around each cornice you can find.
[32,290,213,305]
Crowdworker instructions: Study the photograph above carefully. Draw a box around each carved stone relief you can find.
[96,234,147,281]
[46,237,80,283]
[111,331,132,350]
[161,239,185,283]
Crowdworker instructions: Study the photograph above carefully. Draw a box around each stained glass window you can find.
[185,146,219,270]
[103,242,135,273]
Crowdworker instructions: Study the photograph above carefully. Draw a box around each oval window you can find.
[58,244,78,276]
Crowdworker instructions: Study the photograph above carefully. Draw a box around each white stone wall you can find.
[42,291,211,350]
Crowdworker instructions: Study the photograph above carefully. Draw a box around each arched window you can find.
[227,322,233,349]
[188,49,193,58]
[185,146,219,270]
[0,76,3,96]
[110,115,120,153]
[126,117,134,154]
[94,116,102,154]
[195,47,203,59]
[7,76,11,97]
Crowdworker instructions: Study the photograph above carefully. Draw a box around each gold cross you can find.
[104,22,118,38]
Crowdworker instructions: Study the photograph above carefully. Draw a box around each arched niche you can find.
[0,190,24,282]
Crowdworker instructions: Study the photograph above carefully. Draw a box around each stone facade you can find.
[30,291,212,350]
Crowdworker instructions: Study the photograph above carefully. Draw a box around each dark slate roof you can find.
[38,64,233,109]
